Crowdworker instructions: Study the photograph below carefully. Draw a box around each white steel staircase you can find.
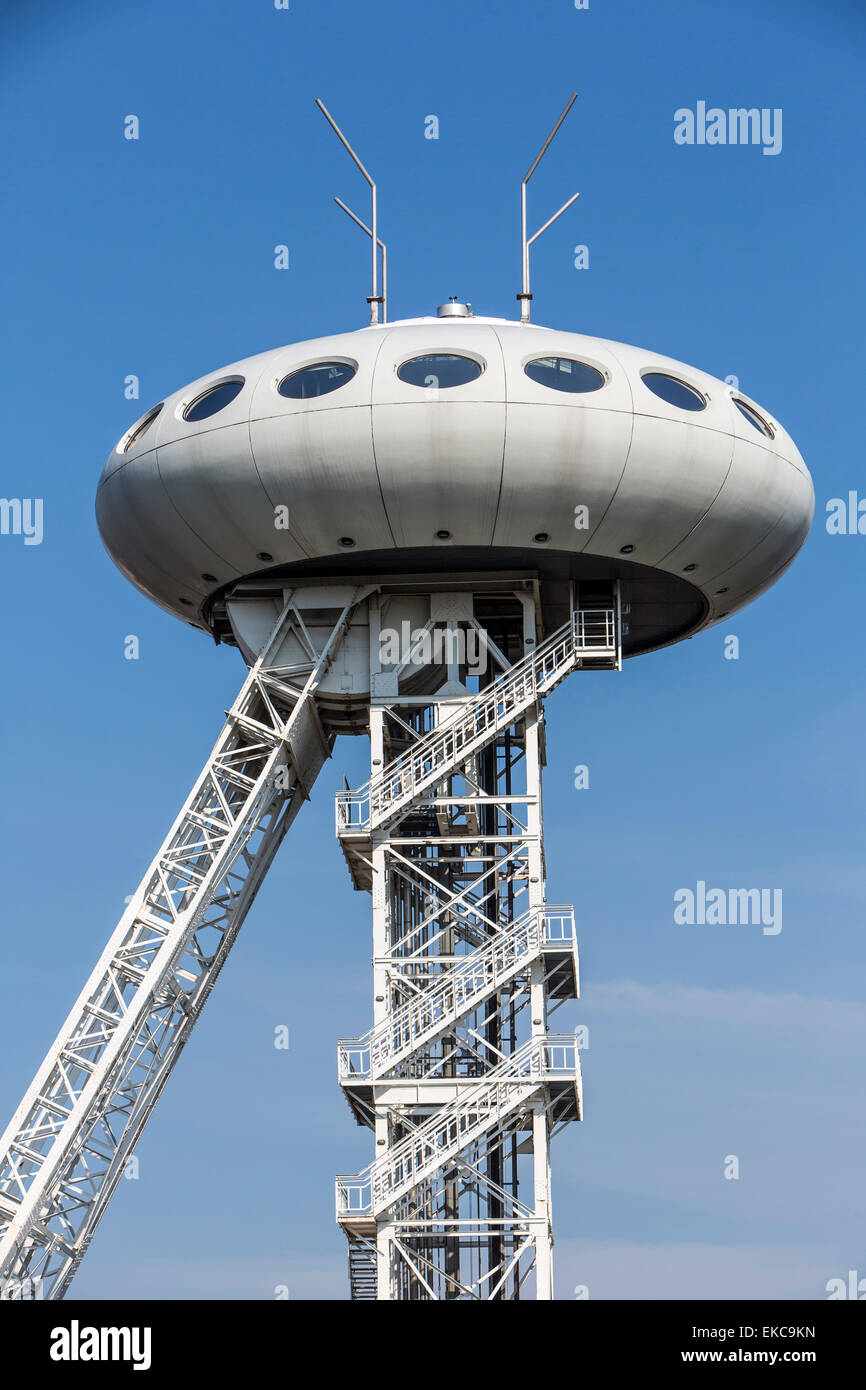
[336,608,618,837]
[334,593,619,1299]
[336,1035,581,1221]
[347,1237,378,1300]
[338,906,578,1081]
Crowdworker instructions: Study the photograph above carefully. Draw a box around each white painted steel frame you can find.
[0,592,361,1300]
[336,597,618,1299]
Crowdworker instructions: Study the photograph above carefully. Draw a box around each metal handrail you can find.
[337,906,577,1080]
[335,1033,580,1218]
[336,609,616,834]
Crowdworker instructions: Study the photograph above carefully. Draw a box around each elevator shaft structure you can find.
[0,593,362,1300]
[334,590,619,1299]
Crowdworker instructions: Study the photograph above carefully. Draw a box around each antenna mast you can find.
[518,93,580,323]
[316,98,385,325]
[334,197,388,324]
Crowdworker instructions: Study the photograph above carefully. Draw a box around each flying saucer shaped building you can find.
[97,308,812,661]
[0,96,813,1303]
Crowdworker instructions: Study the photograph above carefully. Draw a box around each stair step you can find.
[338,907,577,1081]
[336,1034,581,1219]
[337,611,616,837]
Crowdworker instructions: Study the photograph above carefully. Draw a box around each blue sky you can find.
[1,0,864,1300]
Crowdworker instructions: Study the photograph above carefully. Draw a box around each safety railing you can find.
[336,610,616,835]
[338,907,577,1081]
[335,1034,580,1219]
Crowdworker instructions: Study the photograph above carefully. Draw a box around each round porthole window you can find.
[524,357,605,393]
[397,354,482,388]
[183,378,245,422]
[733,398,774,438]
[122,403,162,452]
[641,372,706,412]
[278,361,357,399]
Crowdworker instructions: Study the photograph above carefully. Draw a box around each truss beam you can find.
[0,593,360,1299]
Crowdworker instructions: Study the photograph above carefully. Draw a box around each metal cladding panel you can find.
[156,424,292,581]
[96,452,242,610]
[703,463,814,591]
[493,401,634,551]
[99,345,271,484]
[705,525,811,622]
[102,411,162,483]
[247,329,380,417]
[226,596,286,666]
[244,330,384,556]
[250,406,392,554]
[600,337,723,414]
[288,700,328,788]
[727,389,811,479]
[498,325,632,409]
[370,325,507,548]
[371,401,506,547]
[659,436,800,584]
[95,463,192,615]
[370,324,506,405]
[162,365,258,437]
[494,326,633,552]
[585,414,735,564]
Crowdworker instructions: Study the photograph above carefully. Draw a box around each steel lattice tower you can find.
[0,92,813,1301]
[334,585,619,1298]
